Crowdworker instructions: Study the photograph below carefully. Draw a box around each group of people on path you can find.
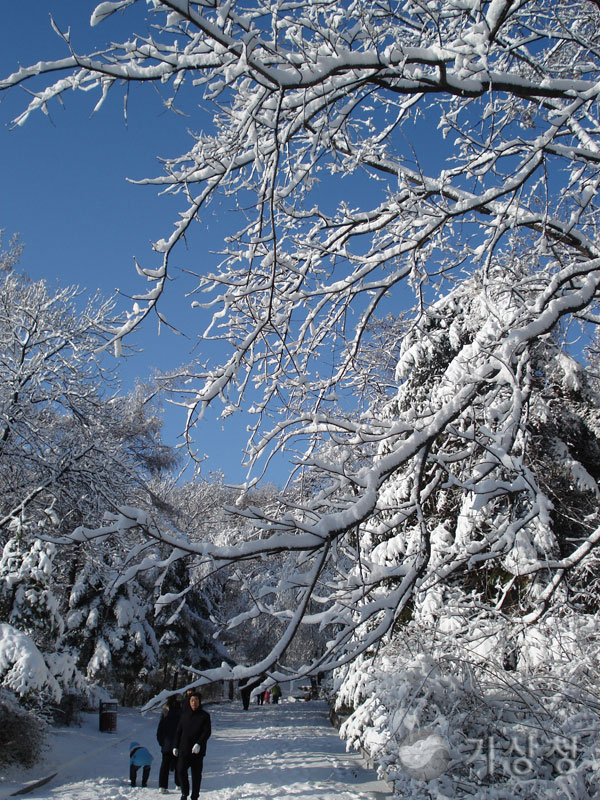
[240,676,282,710]
[256,682,281,706]
[129,686,211,799]
[129,678,282,795]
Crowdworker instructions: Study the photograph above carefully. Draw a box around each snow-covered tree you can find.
[0,539,90,706]
[62,552,158,695]
[151,476,303,674]
[0,265,199,702]
[363,261,600,627]
[0,269,179,539]
[0,269,118,535]
[0,538,63,651]
[0,230,22,275]
[4,1,600,703]
[328,264,600,797]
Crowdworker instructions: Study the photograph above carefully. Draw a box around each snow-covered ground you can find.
[0,699,392,800]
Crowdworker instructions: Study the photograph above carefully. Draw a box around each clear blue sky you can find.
[0,2,258,484]
[0,3,445,486]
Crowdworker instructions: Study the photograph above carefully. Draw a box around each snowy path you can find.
[1,701,392,800]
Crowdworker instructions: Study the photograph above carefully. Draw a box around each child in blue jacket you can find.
[129,741,153,787]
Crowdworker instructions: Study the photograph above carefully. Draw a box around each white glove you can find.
[192,744,201,755]
[172,748,178,757]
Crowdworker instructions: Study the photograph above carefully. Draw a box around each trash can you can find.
[99,700,118,732]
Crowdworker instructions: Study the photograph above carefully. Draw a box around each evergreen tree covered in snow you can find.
[363,260,600,627]
[332,263,600,797]
[0,265,223,704]
[62,553,159,700]
[0,536,88,705]
[0,538,63,649]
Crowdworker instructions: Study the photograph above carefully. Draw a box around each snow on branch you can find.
[5,0,600,696]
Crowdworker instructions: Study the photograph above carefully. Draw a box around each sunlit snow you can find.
[0,700,390,800]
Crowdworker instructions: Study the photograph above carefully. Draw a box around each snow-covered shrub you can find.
[0,688,46,768]
[0,623,61,701]
[0,621,95,713]
[334,611,600,799]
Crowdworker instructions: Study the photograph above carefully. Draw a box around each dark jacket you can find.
[240,678,262,701]
[174,706,212,758]
[157,703,181,754]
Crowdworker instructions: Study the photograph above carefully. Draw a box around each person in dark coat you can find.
[240,681,252,711]
[156,695,181,794]
[129,741,153,788]
[173,693,211,800]
[239,677,262,710]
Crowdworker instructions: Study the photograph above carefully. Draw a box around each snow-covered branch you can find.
[4,1,600,700]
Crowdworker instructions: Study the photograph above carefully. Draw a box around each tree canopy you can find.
[3,0,600,697]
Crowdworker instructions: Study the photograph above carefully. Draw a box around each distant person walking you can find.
[270,683,282,704]
[129,741,153,788]
[240,680,252,711]
[156,695,181,794]
[239,677,262,710]
[173,693,211,800]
